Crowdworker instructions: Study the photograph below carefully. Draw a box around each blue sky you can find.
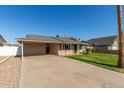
[0,5,122,43]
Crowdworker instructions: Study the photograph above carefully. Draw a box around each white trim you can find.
[21,41,24,61]
[17,39,62,43]
[61,43,63,50]
[16,39,84,44]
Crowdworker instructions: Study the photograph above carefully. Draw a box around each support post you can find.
[60,43,63,56]
[77,44,80,54]
[21,41,24,61]
[61,43,63,50]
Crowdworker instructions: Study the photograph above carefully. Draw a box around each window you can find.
[63,44,70,50]
[80,45,85,49]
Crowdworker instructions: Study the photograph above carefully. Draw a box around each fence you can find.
[0,46,21,56]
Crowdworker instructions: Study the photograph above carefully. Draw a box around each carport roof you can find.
[16,34,89,45]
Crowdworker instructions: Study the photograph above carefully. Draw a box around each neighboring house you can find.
[81,40,93,49]
[0,35,21,56]
[0,34,18,47]
[87,35,119,53]
[16,34,90,56]
[0,35,7,46]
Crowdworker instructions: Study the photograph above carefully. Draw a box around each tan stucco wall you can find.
[23,42,60,56]
[58,49,85,56]
[49,44,60,55]
[58,50,74,56]
[23,42,85,56]
[23,43,46,56]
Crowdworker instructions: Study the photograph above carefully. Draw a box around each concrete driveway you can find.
[19,55,124,88]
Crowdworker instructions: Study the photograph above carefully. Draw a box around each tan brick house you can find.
[16,34,90,57]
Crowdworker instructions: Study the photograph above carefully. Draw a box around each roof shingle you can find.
[87,35,117,46]
[16,34,89,45]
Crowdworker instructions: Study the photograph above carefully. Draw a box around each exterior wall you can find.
[58,44,86,56]
[23,42,86,56]
[92,38,119,53]
[112,46,118,50]
[58,49,85,56]
[23,43,46,56]
[0,43,2,46]
[78,49,86,54]
[108,46,118,50]
[108,39,118,50]
[23,42,60,56]
[0,46,21,56]
[113,38,118,46]
[49,44,60,55]
[58,50,74,56]
[93,46,118,54]
[93,46,109,52]
[0,44,86,57]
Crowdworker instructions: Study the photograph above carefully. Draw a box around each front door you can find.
[46,47,50,54]
[74,45,77,53]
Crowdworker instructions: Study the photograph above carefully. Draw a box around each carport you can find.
[16,35,62,60]
[16,34,91,60]
[21,41,60,60]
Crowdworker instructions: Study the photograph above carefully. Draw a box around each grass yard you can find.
[67,52,124,73]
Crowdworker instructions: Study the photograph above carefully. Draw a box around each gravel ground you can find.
[0,57,7,61]
[0,57,21,88]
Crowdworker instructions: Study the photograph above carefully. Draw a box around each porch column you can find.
[69,44,71,50]
[61,43,63,50]
[70,44,72,54]
[77,44,80,54]
[21,41,24,61]
[71,44,73,50]
[60,43,63,56]
[70,44,72,50]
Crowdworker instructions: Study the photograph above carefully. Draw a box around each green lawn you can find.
[67,52,124,73]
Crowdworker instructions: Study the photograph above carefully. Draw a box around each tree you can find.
[117,5,124,68]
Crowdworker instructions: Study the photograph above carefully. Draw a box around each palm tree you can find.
[117,5,124,68]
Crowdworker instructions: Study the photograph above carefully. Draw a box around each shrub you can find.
[86,48,92,54]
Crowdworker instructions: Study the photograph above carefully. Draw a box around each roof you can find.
[81,40,92,46]
[0,35,7,43]
[87,35,117,46]
[16,34,88,45]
